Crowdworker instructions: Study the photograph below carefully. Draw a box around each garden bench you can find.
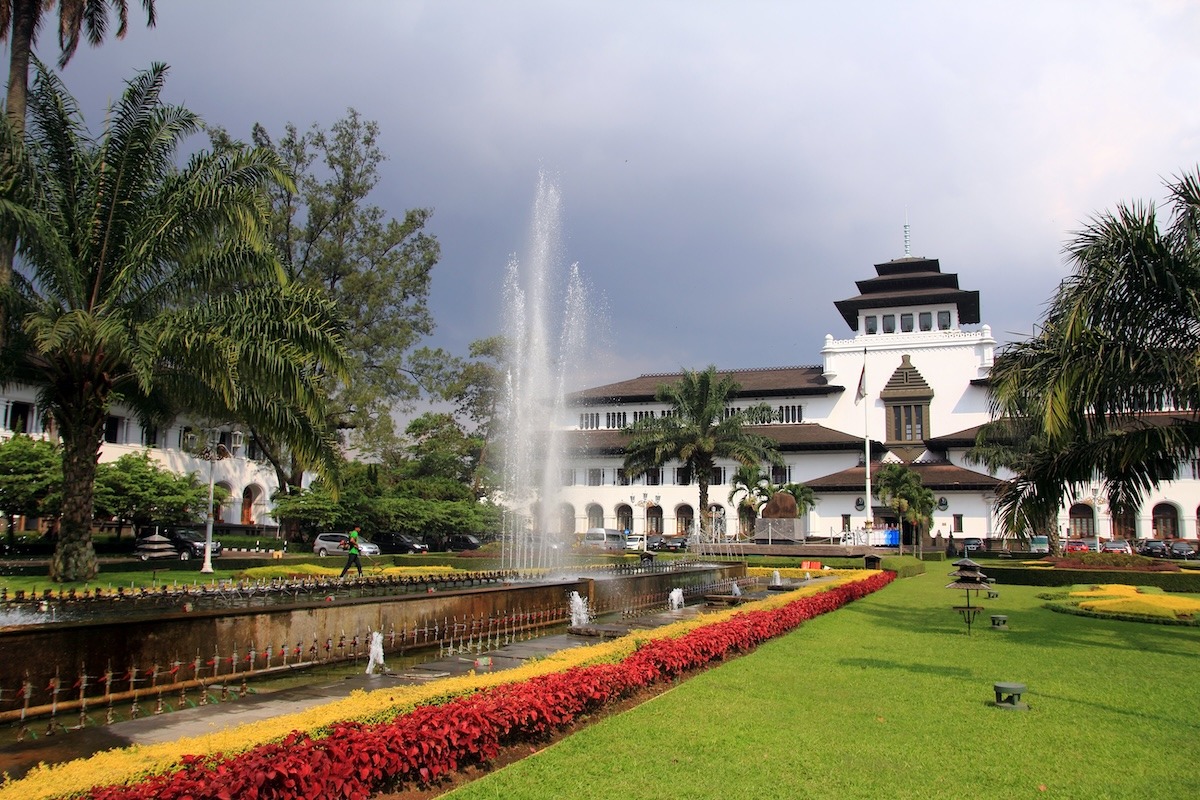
[990,615,1008,629]
[993,681,1028,710]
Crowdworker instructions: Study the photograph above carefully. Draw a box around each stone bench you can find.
[990,614,1008,629]
[993,681,1028,710]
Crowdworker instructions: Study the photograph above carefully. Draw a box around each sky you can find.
[26,0,1200,394]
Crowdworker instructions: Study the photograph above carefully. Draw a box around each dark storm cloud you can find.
[35,0,1200,387]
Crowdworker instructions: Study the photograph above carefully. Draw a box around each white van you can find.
[582,528,626,551]
[1029,535,1050,554]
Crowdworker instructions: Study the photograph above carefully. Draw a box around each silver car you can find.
[312,532,380,557]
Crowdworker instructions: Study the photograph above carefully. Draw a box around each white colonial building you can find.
[554,254,1200,547]
[0,387,280,535]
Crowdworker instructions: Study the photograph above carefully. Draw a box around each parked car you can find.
[1168,540,1198,560]
[645,534,664,551]
[373,531,429,554]
[1140,539,1170,558]
[1029,535,1050,554]
[312,532,380,557]
[962,537,984,554]
[444,533,481,551]
[1100,539,1133,555]
[1064,539,1090,554]
[657,535,689,552]
[136,528,221,561]
[625,534,646,551]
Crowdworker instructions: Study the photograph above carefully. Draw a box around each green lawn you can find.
[446,572,1200,799]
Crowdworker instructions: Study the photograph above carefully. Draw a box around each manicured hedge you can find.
[986,564,1200,592]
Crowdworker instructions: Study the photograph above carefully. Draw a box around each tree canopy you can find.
[0,62,347,580]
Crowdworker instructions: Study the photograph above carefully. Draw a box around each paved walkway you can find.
[0,603,710,780]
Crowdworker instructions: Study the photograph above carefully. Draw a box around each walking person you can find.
[340,526,363,578]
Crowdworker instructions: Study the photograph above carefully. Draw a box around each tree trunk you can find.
[49,409,105,582]
[698,478,710,542]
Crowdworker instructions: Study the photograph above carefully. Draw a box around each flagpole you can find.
[862,348,871,542]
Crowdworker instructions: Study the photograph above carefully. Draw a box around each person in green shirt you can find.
[340,526,363,578]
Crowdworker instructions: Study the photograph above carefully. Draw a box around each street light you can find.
[188,428,243,573]
[631,493,660,552]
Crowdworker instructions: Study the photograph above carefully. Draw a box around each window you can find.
[771,464,790,484]
[7,401,31,433]
[587,468,603,486]
[605,411,627,429]
[723,406,742,419]
[675,467,691,486]
[104,416,123,444]
[919,311,932,331]
[937,310,951,330]
[644,468,661,486]
[560,469,576,487]
[864,315,878,335]
[952,514,963,533]
[710,467,724,486]
[890,404,925,442]
[901,313,914,333]
[141,426,158,447]
[882,315,896,334]
[777,404,802,424]
[841,514,851,532]
[617,468,630,486]
[579,412,600,430]
[633,410,655,422]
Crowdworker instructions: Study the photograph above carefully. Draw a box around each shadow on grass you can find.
[838,657,974,679]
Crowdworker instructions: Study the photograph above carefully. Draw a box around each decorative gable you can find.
[879,355,934,401]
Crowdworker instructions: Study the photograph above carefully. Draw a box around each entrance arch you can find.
[1152,503,1179,539]
[1068,503,1095,537]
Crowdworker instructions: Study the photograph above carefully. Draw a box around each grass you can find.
[444,571,1200,799]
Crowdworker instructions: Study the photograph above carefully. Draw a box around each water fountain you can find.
[498,172,594,571]
[568,590,591,627]
[771,570,782,587]
[668,587,685,611]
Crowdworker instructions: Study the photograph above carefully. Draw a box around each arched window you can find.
[1110,509,1137,540]
[1152,503,1178,539]
[586,503,604,529]
[1068,503,1095,537]
[676,505,694,535]
[647,505,663,534]
[616,504,633,533]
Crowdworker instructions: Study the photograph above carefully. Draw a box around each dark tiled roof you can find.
[929,411,1200,450]
[562,423,878,455]
[803,460,1001,492]
[568,365,835,405]
[832,257,981,329]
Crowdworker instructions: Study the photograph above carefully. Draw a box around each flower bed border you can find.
[24,571,894,800]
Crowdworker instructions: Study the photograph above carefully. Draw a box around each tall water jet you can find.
[498,173,594,570]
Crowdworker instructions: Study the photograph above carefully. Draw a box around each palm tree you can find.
[728,464,770,537]
[0,63,347,581]
[873,464,926,555]
[776,482,816,517]
[623,366,781,541]
[988,169,1200,534]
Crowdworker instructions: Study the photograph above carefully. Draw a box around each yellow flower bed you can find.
[239,564,460,579]
[0,573,878,800]
[1070,584,1200,620]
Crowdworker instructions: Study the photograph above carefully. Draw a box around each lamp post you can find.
[631,493,660,552]
[189,428,242,573]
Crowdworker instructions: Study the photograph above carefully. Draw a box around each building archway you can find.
[1152,502,1179,539]
[647,504,663,534]
[214,482,233,524]
[675,504,694,535]
[616,504,633,533]
[1068,503,1095,537]
[586,503,604,529]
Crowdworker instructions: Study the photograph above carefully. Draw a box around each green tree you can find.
[441,335,505,497]
[225,111,445,489]
[987,169,1200,537]
[728,464,770,536]
[873,464,927,555]
[405,412,480,483]
[0,63,347,581]
[92,452,216,538]
[624,366,781,540]
[0,433,58,543]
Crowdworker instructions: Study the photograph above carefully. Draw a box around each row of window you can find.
[864,310,952,335]
[580,405,804,431]
[563,465,793,487]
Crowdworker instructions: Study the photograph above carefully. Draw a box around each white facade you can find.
[554,255,1200,545]
[0,386,280,532]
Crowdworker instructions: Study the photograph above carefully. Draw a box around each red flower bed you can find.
[89,572,893,800]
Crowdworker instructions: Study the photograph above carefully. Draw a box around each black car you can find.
[657,535,689,552]
[445,533,481,551]
[1140,540,1170,558]
[373,531,429,554]
[1168,540,1197,560]
[136,527,221,561]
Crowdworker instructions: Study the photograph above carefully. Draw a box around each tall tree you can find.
[873,464,927,555]
[441,335,504,497]
[223,111,444,490]
[0,433,58,544]
[623,366,781,540]
[0,63,347,581]
[728,464,770,536]
[987,169,1200,535]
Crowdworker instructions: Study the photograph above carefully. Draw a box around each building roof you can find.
[568,365,835,405]
[832,256,981,330]
[802,460,1001,492]
[562,423,878,456]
